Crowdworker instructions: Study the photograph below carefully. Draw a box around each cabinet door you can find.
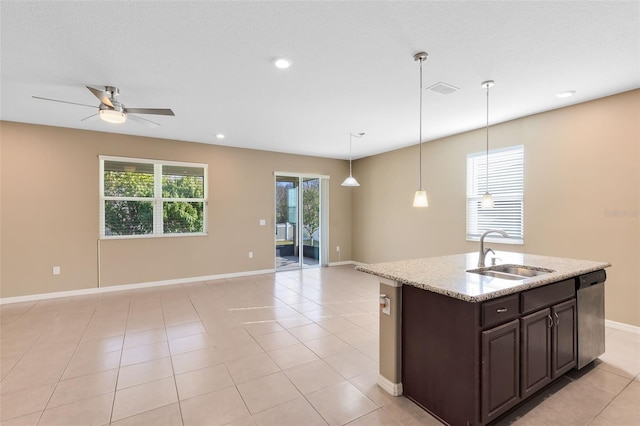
[521,308,552,398]
[552,299,577,377]
[482,319,520,424]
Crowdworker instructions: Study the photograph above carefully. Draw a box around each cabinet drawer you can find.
[482,294,520,328]
[521,279,575,314]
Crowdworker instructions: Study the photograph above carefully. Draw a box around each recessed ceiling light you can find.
[274,58,292,69]
[556,90,576,98]
[216,133,225,139]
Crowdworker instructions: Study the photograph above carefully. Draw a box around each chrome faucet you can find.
[478,229,510,267]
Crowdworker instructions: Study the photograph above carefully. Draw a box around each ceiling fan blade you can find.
[125,108,175,116]
[86,86,114,108]
[128,114,160,127]
[80,113,99,121]
[32,96,96,108]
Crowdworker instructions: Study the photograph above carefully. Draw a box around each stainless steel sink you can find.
[467,264,554,280]
[471,270,526,280]
[489,265,554,277]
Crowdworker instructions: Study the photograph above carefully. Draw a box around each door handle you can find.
[554,312,559,325]
[548,314,553,328]
[496,308,508,313]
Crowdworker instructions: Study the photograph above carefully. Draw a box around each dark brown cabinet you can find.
[481,319,521,424]
[520,299,577,398]
[402,279,577,426]
[521,308,553,397]
[551,299,577,377]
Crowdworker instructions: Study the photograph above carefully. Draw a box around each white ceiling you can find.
[1,1,638,160]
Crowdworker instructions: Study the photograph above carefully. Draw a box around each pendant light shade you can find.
[481,192,494,208]
[481,80,495,209]
[341,176,360,187]
[341,132,364,187]
[413,52,429,207]
[413,190,428,207]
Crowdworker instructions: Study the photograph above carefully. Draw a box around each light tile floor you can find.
[0,266,638,425]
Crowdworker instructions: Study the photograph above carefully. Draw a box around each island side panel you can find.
[402,284,482,426]
[378,278,403,395]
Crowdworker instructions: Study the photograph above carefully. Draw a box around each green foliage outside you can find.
[302,180,320,244]
[275,183,291,224]
[275,179,320,244]
[104,170,204,236]
[162,175,204,234]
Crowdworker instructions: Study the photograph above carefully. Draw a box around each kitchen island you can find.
[356,251,610,426]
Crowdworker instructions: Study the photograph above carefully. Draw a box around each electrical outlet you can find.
[336,246,340,252]
[52,266,61,275]
[249,251,253,259]
[259,219,266,226]
[381,296,391,315]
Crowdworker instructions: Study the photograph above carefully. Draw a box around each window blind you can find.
[467,145,524,243]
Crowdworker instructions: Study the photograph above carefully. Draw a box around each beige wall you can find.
[0,122,353,297]
[353,90,640,326]
[2,91,639,327]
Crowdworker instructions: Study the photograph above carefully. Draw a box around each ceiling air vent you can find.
[427,82,459,95]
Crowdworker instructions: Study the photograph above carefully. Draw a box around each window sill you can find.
[467,237,524,245]
[100,232,208,241]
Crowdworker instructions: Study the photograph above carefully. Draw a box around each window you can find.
[467,145,524,244]
[100,156,207,238]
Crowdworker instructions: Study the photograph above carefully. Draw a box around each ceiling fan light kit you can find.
[99,108,126,124]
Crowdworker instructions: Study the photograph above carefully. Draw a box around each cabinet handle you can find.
[554,312,559,325]
[496,308,508,313]
[548,314,553,328]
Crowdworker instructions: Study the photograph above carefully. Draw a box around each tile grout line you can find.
[35,301,99,425]
[585,378,634,425]
[244,292,333,425]
[248,295,379,425]
[183,281,249,424]
[106,298,131,425]
[161,284,194,426]
[187,281,256,424]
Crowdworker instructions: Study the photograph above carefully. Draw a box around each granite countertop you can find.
[356,251,611,303]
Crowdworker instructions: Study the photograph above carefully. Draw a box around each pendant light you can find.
[481,80,495,208]
[412,52,429,207]
[341,132,364,187]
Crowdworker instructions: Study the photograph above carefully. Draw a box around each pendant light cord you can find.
[418,56,424,190]
[486,84,489,192]
[349,133,353,176]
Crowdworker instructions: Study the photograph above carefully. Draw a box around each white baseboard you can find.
[328,260,366,267]
[0,268,276,305]
[605,319,640,334]
[0,262,368,305]
[377,374,403,396]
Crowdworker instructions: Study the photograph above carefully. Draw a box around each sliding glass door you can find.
[275,174,326,270]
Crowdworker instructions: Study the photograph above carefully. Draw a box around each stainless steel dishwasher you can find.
[576,269,607,369]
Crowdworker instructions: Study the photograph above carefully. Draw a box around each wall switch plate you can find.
[336,246,340,252]
[52,266,61,275]
[259,219,266,226]
[248,251,253,258]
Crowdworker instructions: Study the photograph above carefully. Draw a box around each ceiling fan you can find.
[32,86,175,126]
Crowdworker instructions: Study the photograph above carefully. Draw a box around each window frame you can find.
[466,145,524,245]
[99,155,208,239]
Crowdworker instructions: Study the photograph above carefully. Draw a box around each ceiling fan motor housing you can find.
[105,86,120,98]
[100,101,125,113]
